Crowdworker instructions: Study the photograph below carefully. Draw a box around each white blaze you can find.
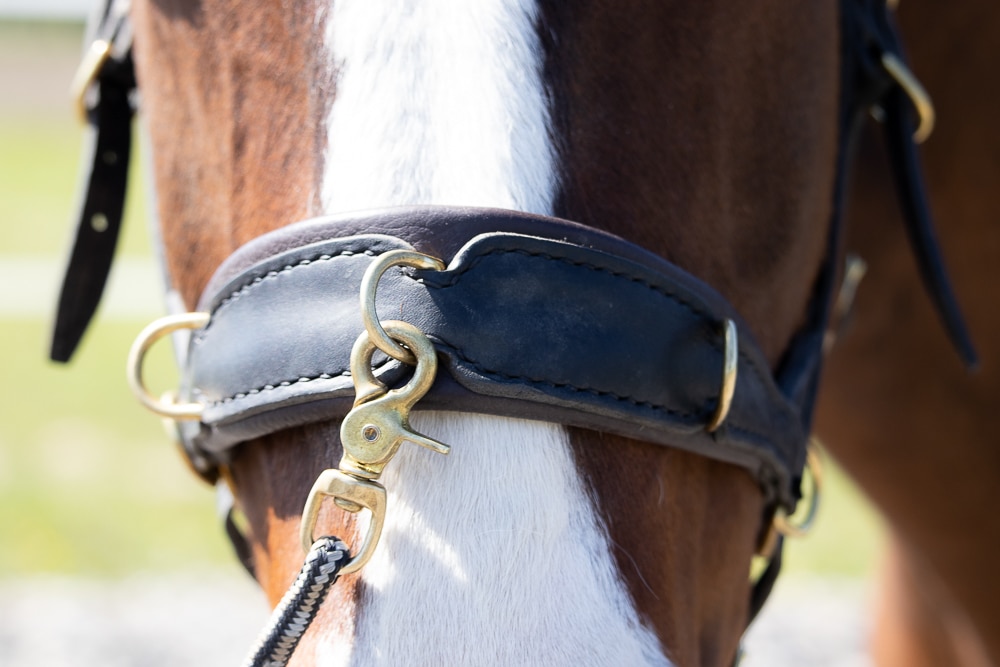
[319,1,672,664]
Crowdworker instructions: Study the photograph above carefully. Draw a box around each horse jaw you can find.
[315,0,672,664]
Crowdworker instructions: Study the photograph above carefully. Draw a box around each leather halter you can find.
[53,0,977,631]
[173,207,808,508]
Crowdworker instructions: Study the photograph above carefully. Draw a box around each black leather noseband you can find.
[179,207,808,508]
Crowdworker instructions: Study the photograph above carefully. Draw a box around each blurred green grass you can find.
[0,19,884,579]
[0,19,234,577]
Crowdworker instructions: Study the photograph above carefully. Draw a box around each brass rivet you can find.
[91,213,109,232]
[362,425,380,442]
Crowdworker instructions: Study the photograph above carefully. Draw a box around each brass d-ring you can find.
[774,442,824,538]
[127,312,210,420]
[881,53,935,144]
[360,250,445,364]
[707,319,738,432]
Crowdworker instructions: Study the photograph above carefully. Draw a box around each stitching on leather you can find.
[196,368,355,407]
[195,241,791,445]
[424,246,780,406]
[436,338,779,444]
[432,339,704,420]
[195,249,377,343]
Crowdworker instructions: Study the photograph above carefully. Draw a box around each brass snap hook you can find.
[300,320,449,572]
[339,320,450,480]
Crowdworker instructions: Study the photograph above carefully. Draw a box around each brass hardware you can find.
[707,319,738,432]
[824,253,868,354]
[127,312,210,420]
[300,319,448,571]
[881,53,935,144]
[300,469,388,576]
[834,254,868,326]
[339,320,450,480]
[774,441,824,538]
[71,39,112,123]
[360,250,445,364]
[755,518,780,559]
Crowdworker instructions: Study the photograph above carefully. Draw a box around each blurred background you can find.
[0,4,884,665]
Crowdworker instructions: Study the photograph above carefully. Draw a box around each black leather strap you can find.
[841,0,978,368]
[179,208,807,508]
[50,0,134,362]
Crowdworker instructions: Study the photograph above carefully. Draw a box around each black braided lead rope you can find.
[242,536,350,667]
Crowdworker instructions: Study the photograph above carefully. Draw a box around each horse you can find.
[51,0,987,664]
[816,1,1000,664]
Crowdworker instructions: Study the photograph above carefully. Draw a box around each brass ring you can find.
[707,319,738,432]
[881,53,935,144]
[127,312,210,420]
[774,441,824,538]
[360,250,445,364]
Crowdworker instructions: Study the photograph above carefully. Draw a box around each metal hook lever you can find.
[339,320,450,480]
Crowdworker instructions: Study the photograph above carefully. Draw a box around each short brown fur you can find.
[132,1,854,665]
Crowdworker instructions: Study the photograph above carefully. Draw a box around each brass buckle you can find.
[70,39,112,123]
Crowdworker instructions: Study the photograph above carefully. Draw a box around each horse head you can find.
[57,0,958,664]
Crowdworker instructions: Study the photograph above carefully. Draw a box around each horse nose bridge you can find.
[319,0,556,216]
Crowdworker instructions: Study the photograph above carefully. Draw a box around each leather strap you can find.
[50,0,134,362]
[179,207,807,509]
[841,0,978,367]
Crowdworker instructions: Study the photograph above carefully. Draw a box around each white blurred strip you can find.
[0,0,89,19]
[0,255,163,319]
